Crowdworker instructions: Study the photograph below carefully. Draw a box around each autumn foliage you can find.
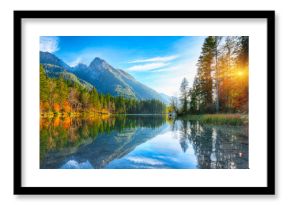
[40,64,167,117]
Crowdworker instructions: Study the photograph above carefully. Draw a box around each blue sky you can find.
[40,36,205,96]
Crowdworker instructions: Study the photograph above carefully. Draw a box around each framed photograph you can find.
[14,10,275,195]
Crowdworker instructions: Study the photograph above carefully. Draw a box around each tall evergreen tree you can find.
[191,36,215,113]
[213,36,223,113]
[180,77,189,114]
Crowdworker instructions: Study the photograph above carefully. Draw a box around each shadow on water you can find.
[40,115,248,169]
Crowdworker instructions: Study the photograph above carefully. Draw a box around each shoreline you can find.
[40,111,110,119]
[40,112,248,125]
[177,114,248,125]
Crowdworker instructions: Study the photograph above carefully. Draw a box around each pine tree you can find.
[180,77,189,114]
[213,36,223,113]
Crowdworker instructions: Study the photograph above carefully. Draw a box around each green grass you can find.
[181,114,248,125]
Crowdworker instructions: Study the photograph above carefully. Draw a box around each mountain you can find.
[40,52,171,104]
[40,51,71,70]
[72,57,136,98]
[40,52,94,90]
[72,57,171,103]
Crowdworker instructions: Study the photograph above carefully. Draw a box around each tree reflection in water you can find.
[177,119,248,169]
[40,115,248,169]
[40,115,167,168]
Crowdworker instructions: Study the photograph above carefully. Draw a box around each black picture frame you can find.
[14,10,275,195]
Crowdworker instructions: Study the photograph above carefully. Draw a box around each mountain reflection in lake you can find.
[40,115,248,169]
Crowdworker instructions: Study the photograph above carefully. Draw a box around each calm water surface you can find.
[40,115,248,169]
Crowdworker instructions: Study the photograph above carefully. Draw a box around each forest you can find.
[172,36,249,116]
[40,65,167,117]
[40,36,248,118]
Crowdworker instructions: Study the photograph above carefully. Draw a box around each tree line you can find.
[173,36,248,115]
[40,65,167,116]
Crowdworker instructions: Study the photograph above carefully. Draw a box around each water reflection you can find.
[40,115,248,169]
[186,120,248,169]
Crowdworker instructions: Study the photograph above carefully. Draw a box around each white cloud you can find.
[40,36,59,53]
[156,155,179,162]
[148,60,197,96]
[126,55,179,72]
[127,156,164,166]
[126,62,168,71]
[128,55,179,63]
[68,57,83,67]
[151,66,180,73]
[60,160,93,169]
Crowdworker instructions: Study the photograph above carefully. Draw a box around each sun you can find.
[237,70,244,77]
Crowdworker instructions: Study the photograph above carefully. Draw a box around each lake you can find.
[40,115,248,169]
